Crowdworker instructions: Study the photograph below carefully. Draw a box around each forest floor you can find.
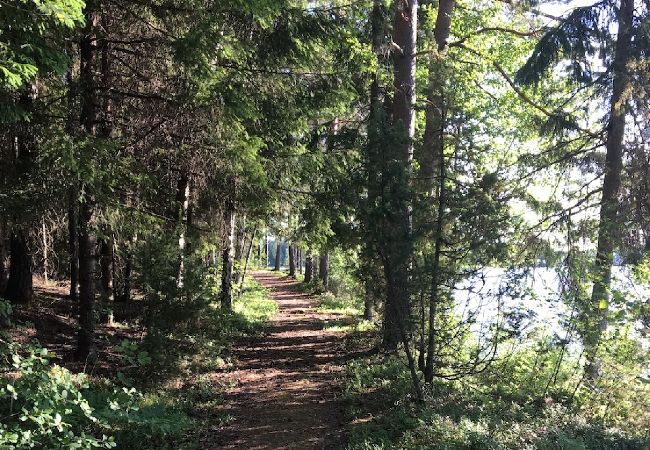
[205,271,349,450]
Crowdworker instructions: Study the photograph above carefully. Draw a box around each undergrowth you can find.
[0,271,277,449]
[344,335,650,450]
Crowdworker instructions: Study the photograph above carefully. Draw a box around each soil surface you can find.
[210,271,348,450]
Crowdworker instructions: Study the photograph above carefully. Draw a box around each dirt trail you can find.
[209,271,347,450]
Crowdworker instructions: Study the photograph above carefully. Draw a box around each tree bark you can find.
[424,95,447,384]
[364,282,375,321]
[362,0,386,326]
[76,1,101,362]
[264,234,269,268]
[297,248,302,274]
[585,0,633,378]
[76,202,96,361]
[68,189,79,301]
[176,173,190,288]
[41,220,49,283]
[0,221,8,295]
[288,245,297,278]
[274,240,281,271]
[304,253,314,283]
[5,229,32,304]
[319,251,329,291]
[220,204,236,310]
[121,244,132,302]
[234,214,247,285]
[100,234,114,324]
[421,0,455,384]
[239,228,257,291]
[382,0,418,350]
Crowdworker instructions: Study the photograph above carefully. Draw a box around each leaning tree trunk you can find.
[382,0,418,351]
[5,229,32,304]
[585,0,634,378]
[76,1,101,362]
[220,203,236,311]
[239,228,257,292]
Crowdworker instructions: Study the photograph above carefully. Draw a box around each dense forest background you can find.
[0,0,649,448]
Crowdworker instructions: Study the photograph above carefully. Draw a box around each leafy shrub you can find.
[345,341,650,450]
[0,342,192,450]
[0,344,116,449]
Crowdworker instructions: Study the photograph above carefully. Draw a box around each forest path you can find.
[207,271,347,449]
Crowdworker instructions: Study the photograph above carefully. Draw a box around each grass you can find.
[317,291,363,316]
[322,318,376,333]
[233,279,278,323]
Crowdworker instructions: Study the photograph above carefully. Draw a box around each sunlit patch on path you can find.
[204,271,347,449]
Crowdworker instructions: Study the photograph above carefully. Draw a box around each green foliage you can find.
[317,291,362,316]
[0,0,84,89]
[0,340,193,450]
[0,344,116,449]
[516,2,610,86]
[345,336,650,450]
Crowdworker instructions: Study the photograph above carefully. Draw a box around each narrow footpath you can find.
[210,271,347,449]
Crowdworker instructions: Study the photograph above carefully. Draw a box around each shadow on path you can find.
[204,271,347,450]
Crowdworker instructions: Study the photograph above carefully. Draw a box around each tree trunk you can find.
[121,245,132,302]
[304,253,313,283]
[421,0,453,196]
[362,0,385,326]
[382,0,418,350]
[41,220,48,283]
[234,214,247,285]
[68,189,79,301]
[77,202,96,361]
[220,204,236,310]
[585,0,633,378]
[364,282,375,321]
[100,234,114,324]
[0,221,8,295]
[176,173,190,289]
[5,229,32,304]
[319,252,329,291]
[288,245,297,278]
[424,96,447,384]
[296,248,301,274]
[264,234,269,268]
[422,0,454,385]
[274,240,281,271]
[76,1,100,362]
[239,228,257,291]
